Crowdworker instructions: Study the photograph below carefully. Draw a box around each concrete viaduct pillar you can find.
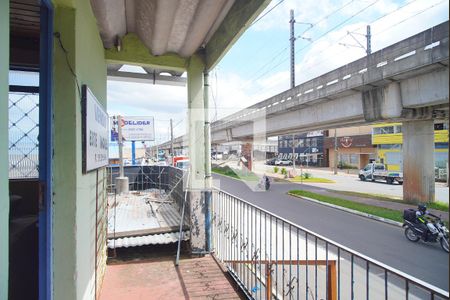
[241,142,253,172]
[403,120,435,203]
[187,54,211,254]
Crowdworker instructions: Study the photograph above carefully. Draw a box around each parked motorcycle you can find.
[403,209,449,252]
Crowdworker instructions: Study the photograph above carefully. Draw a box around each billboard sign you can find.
[110,116,155,141]
[82,85,109,173]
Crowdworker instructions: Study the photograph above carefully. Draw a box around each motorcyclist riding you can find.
[259,174,270,191]
[265,175,270,191]
[416,204,439,241]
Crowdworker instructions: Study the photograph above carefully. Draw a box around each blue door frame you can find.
[39,1,53,299]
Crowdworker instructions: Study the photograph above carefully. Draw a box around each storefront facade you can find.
[278,131,326,166]
[324,126,376,170]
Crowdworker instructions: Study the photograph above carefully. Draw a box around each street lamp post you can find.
[300,146,312,184]
[292,134,296,171]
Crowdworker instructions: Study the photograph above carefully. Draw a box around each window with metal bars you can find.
[8,70,39,179]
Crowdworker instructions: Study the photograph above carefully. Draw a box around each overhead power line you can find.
[251,0,286,26]
[248,0,382,83]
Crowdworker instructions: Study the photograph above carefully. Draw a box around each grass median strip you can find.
[212,166,259,181]
[333,190,449,212]
[289,176,335,183]
[288,189,403,223]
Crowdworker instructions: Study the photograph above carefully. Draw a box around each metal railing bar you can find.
[247,201,250,292]
[240,200,243,289]
[351,253,354,300]
[366,261,369,300]
[384,269,388,300]
[306,231,309,300]
[315,236,318,300]
[212,189,449,298]
[275,218,278,298]
[270,214,273,300]
[297,227,300,300]
[289,224,292,298]
[326,241,329,300]
[259,209,262,300]
[406,279,409,300]
[338,248,341,300]
[282,220,285,298]
[264,211,267,300]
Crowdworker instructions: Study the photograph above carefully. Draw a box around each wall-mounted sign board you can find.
[82,85,109,173]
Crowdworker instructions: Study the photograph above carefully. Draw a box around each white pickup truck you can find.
[359,163,403,185]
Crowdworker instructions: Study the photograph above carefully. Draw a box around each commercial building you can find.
[372,122,449,178]
[323,126,376,170]
[278,131,326,166]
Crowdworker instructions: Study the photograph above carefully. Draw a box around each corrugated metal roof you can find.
[108,231,189,248]
[107,190,189,248]
[90,0,235,57]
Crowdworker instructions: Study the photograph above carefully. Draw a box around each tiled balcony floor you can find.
[99,249,244,300]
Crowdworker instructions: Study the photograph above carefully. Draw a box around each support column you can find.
[187,54,207,253]
[403,120,435,203]
[241,142,253,172]
[204,72,212,252]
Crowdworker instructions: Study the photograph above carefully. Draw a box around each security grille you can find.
[9,91,39,179]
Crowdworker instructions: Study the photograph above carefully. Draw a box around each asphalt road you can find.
[213,174,449,291]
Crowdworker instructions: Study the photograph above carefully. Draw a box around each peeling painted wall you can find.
[52,1,107,299]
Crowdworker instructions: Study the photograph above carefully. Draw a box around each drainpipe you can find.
[204,72,212,252]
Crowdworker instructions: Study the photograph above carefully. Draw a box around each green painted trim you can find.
[0,2,9,298]
[51,0,75,8]
[105,33,188,72]
[205,0,271,70]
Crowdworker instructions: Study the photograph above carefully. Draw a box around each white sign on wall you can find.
[82,85,109,173]
[110,116,155,141]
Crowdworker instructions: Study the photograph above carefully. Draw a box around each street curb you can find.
[288,193,404,227]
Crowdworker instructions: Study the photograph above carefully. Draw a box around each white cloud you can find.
[107,81,188,142]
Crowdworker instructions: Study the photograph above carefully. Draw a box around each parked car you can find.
[359,163,403,184]
[266,158,277,165]
[275,159,292,166]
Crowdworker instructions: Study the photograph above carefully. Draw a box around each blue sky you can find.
[107,0,449,149]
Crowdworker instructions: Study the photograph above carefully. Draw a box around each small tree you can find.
[281,167,287,175]
[274,166,279,173]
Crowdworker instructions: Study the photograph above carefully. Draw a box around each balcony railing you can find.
[211,189,449,300]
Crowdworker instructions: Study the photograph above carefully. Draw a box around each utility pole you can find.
[118,115,124,177]
[292,134,296,170]
[289,9,295,89]
[170,118,174,157]
[339,24,372,56]
[116,115,129,194]
[334,129,338,175]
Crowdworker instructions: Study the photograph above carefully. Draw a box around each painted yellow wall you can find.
[372,123,448,170]
[0,1,10,298]
[372,131,448,145]
[52,1,106,299]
